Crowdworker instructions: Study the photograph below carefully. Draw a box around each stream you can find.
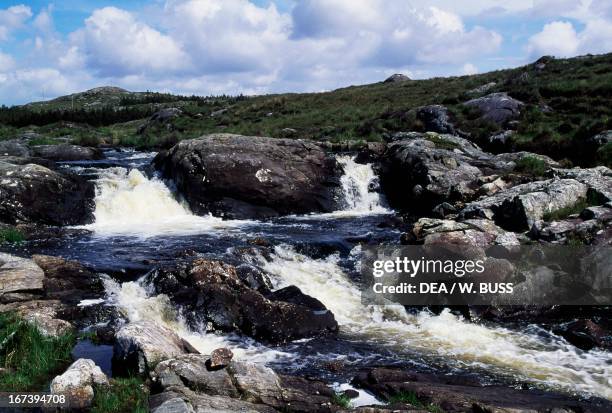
[5,148,611,401]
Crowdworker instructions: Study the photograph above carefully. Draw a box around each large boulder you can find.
[460,178,588,231]
[463,92,524,125]
[137,107,183,134]
[30,144,104,161]
[147,259,338,344]
[416,105,456,134]
[384,73,410,83]
[0,253,44,302]
[0,139,31,157]
[0,161,95,225]
[154,134,341,219]
[50,359,109,409]
[114,321,197,375]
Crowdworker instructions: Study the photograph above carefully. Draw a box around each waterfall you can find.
[86,167,248,236]
[336,155,390,214]
[257,244,612,400]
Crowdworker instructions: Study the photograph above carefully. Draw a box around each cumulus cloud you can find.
[462,62,478,75]
[0,4,32,41]
[527,21,579,57]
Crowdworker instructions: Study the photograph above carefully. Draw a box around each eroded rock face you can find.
[114,321,197,375]
[30,144,104,161]
[0,253,44,300]
[50,359,108,409]
[460,178,588,231]
[154,134,341,219]
[146,258,338,344]
[416,105,455,135]
[463,92,524,125]
[0,161,94,225]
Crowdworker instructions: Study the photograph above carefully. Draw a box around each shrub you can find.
[0,227,24,244]
[91,377,148,413]
[331,392,352,409]
[514,156,548,176]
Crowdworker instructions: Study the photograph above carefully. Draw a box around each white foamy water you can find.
[86,167,250,236]
[103,277,291,364]
[258,244,612,400]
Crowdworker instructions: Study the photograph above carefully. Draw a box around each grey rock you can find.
[557,166,612,202]
[154,134,341,219]
[0,139,31,157]
[50,358,108,409]
[416,105,455,134]
[0,253,44,295]
[488,130,514,147]
[138,107,183,134]
[464,92,524,125]
[467,81,497,96]
[30,144,104,161]
[151,397,195,413]
[384,74,410,83]
[588,130,612,147]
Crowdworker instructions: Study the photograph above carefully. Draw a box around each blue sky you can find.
[0,0,611,105]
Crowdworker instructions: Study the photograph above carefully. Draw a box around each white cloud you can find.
[527,21,579,58]
[72,7,189,76]
[0,50,15,71]
[462,62,478,75]
[0,4,32,41]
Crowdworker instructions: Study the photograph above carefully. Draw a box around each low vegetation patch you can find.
[426,134,460,150]
[597,142,612,168]
[91,377,148,413]
[542,193,600,222]
[0,227,25,244]
[513,156,548,176]
[332,392,352,408]
[0,313,75,391]
[388,390,445,413]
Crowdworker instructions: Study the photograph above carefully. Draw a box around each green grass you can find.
[388,390,445,413]
[331,392,352,409]
[90,377,148,413]
[27,136,59,146]
[514,156,549,176]
[0,227,25,244]
[0,313,75,391]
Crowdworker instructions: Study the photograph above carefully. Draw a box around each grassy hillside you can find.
[1,53,611,165]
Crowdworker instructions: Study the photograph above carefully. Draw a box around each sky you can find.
[0,0,611,105]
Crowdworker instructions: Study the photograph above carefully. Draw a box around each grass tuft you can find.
[0,312,75,391]
[0,227,25,244]
[514,156,548,176]
[331,392,352,409]
[388,390,445,413]
[91,377,148,413]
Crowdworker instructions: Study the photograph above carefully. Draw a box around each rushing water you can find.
[9,148,611,401]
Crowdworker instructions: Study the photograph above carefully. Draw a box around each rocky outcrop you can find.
[114,321,198,375]
[463,92,524,125]
[50,359,109,409]
[0,139,30,157]
[409,218,520,248]
[137,107,183,134]
[415,105,455,134]
[384,74,410,83]
[554,319,612,351]
[459,178,588,231]
[352,368,611,413]
[147,258,338,344]
[30,144,104,161]
[0,253,44,302]
[0,161,95,225]
[154,134,341,219]
[151,354,336,413]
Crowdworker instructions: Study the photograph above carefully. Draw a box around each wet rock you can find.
[384,74,410,83]
[114,321,198,375]
[30,144,104,161]
[209,348,233,369]
[355,142,387,164]
[554,319,611,351]
[50,358,108,409]
[588,130,612,147]
[460,178,588,231]
[352,367,611,413]
[32,255,104,305]
[154,134,341,219]
[463,92,524,125]
[415,105,455,134]
[0,161,95,225]
[147,259,338,344]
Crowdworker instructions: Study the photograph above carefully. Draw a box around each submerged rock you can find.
[147,258,338,344]
[30,144,104,161]
[154,134,341,219]
[0,161,95,225]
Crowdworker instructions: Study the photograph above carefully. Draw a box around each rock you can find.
[0,161,94,225]
[460,178,588,231]
[32,255,104,305]
[0,139,31,157]
[463,92,524,125]
[581,206,612,221]
[0,253,44,299]
[415,105,455,134]
[467,81,496,96]
[487,130,514,149]
[30,144,104,161]
[352,368,611,413]
[495,151,560,169]
[384,74,410,83]
[154,134,341,219]
[147,259,338,344]
[588,130,612,147]
[0,299,73,337]
[557,166,612,202]
[138,108,183,134]
[209,348,233,369]
[50,359,108,409]
[554,319,611,351]
[477,176,509,196]
[355,142,387,164]
[114,321,197,375]
[150,397,195,413]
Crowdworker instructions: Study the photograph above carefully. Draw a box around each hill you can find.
[1,53,611,166]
